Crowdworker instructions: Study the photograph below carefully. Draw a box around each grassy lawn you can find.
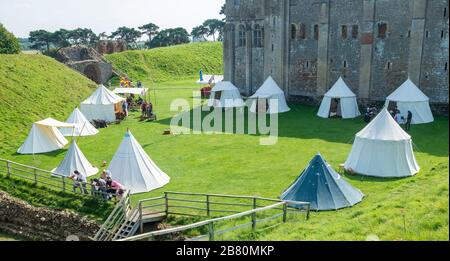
[3,79,448,241]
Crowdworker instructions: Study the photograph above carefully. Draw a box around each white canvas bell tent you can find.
[249,76,290,114]
[385,78,434,124]
[60,108,99,137]
[207,81,245,108]
[18,118,75,155]
[52,140,98,177]
[80,85,125,122]
[344,109,420,178]
[318,77,361,119]
[108,130,170,194]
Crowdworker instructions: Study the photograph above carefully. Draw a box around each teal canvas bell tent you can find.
[281,153,364,211]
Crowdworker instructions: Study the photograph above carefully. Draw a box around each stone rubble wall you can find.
[0,191,100,241]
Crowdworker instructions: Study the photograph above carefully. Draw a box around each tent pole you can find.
[77,122,87,144]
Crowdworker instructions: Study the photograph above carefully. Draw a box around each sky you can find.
[0,0,225,38]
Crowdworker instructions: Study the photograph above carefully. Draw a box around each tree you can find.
[139,23,159,44]
[0,24,20,54]
[51,29,71,49]
[220,3,226,15]
[99,32,108,40]
[191,25,208,41]
[110,27,142,45]
[68,28,98,46]
[29,30,53,53]
[149,28,190,48]
[202,19,225,41]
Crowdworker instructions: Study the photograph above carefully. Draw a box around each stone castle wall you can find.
[224,0,449,112]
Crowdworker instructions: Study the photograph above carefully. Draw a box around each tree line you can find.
[27,18,225,54]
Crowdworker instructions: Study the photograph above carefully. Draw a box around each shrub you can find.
[0,24,20,54]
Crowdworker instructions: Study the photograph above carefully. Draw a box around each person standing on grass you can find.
[122,100,129,118]
[406,111,413,131]
[141,100,148,117]
[69,170,88,194]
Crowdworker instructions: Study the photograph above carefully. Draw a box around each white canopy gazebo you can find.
[113,88,148,96]
[249,76,290,114]
[344,109,420,178]
[208,81,245,108]
[318,77,361,119]
[60,108,99,137]
[80,85,125,122]
[196,75,224,85]
[52,140,98,177]
[109,130,171,194]
[18,118,75,155]
[385,78,434,124]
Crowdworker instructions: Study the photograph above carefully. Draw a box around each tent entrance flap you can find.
[215,91,222,100]
[329,98,342,117]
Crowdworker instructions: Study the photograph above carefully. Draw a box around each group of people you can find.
[390,107,413,131]
[119,77,143,89]
[140,100,154,118]
[363,105,413,131]
[364,105,380,123]
[119,77,132,88]
[68,169,125,201]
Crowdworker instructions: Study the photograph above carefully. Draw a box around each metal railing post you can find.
[282,203,288,223]
[208,222,215,241]
[206,195,210,217]
[33,168,38,185]
[306,203,311,221]
[6,161,11,178]
[62,177,66,192]
[164,192,169,216]
[251,198,257,231]
[139,201,144,234]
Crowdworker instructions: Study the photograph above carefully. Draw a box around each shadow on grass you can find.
[10,149,68,159]
[153,103,448,157]
[343,173,409,183]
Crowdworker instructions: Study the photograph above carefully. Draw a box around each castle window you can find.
[341,25,348,39]
[386,62,392,70]
[238,25,246,47]
[378,22,387,39]
[253,24,264,47]
[306,61,310,69]
[273,17,276,27]
[426,31,430,38]
[343,60,347,68]
[441,30,445,39]
[314,24,319,40]
[299,23,306,39]
[352,25,359,38]
[445,62,448,71]
[444,7,447,18]
[408,30,411,38]
[291,24,297,40]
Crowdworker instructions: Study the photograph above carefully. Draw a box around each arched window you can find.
[253,24,264,47]
[291,24,297,40]
[299,23,306,39]
[378,22,387,39]
[314,24,319,40]
[238,25,246,47]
